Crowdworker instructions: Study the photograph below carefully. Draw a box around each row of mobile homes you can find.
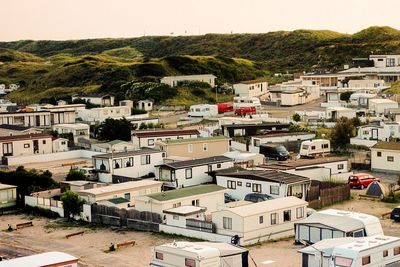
[214,168,310,200]
[92,149,165,183]
[0,251,79,267]
[295,209,383,244]
[155,156,234,189]
[150,241,248,267]
[299,235,400,267]
[188,104,218,117]
[161,74,216,88]
[299,139,331,158]
[233,79,268,98]
[371,141,400,173]
[132,129,200,149]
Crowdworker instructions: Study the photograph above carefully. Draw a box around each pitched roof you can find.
[161,156,233,169]
[132,129,200,138]
[371,141,400,151]
[0,133,52,142]
[147,184,226,201]
[214,168,310,184]
[295,212,365,232]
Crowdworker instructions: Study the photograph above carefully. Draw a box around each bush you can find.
[66,169,86,181]
[131,108,147,115]
[292,113,301,122]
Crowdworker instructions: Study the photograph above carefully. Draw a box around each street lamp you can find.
[321,133,326,158]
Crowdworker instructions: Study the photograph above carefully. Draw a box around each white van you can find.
[233,97,261,109]
[299,139,330,157]
[188,104,218,117]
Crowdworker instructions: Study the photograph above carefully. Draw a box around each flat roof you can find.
[222,122,290,129]
[371,141,400,151]
[79,180,162,196]
[0,133,52,142]
[93,148,162,159]
[164,205,206,216]
[253,131,314,139]
[335,235,400,252]
[147,184,226,201]
[0,252,78,267]
[161,156,232,169]
[53,123,89,129]
[219,196,307,217]
[340,66,400,74]
[0,124,35,131]
[236,79,268,84]
[133,129,200,138]
[259,156,348,170]
[214,168,310,184]
[161,74,217,79]
[369,98,398,104]
[164,136,229,144]
[0,183,17,190]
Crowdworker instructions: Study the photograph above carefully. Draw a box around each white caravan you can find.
[188,104,219,117]
[299,139,330,157]
[233,97,261,109]
[150,241,248,267]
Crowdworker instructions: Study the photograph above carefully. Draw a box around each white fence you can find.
[159,224,233,243]
[7,150,102,166]
[25,196,64,217]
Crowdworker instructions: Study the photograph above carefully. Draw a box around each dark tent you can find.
[366,182,387,199]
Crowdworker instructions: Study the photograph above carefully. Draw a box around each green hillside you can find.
[1,26,400,104]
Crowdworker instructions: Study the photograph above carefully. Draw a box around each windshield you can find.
[276,146,287,153]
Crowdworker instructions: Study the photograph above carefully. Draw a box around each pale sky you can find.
[1,0,400,41]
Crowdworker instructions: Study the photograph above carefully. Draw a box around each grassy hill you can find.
[2,26,400,104]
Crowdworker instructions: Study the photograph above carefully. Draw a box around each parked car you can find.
[390,206,400,222]
[259,144,289,161]
[217,102,234,114]
[348,173,380,189]
[244,193,273,203]
[234,106,256,117]
[224,193,237,203]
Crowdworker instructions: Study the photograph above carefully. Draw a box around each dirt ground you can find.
[1,197,399,267]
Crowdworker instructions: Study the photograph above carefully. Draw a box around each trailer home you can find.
[150,241,249,267]
[188,104,218,117]
[233,97,261,109]
[299,139,330,158]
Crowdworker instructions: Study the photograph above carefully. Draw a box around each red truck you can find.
[217,102,234,114]
[234,106,256,116]
[348,173,381,189]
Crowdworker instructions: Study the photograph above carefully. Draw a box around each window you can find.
[246,183,251,187]
[162,152,166,158]
[141,155,151,165]
[188,144,193,153]
[338,164,344,170]
[334,257,353,267]
[259,216,264,224]
[377,151,382,157]
[252,183,261,193]
[283,210,291,222]
[185,258,196,267]
[217,163,221,168]
[362,256,370,265]
[177,136,183,139]
[203,143,208,151]
[296,207,304,219]
[388,156,394,162]
[113,159,121,169]
[185,168,192,179]
[124,193,131,200]
[237,181,242,186]
[192,199,200,206]
[24,144,30,148]
[270,185,280,195]
[173,202,181,208]
[148,139,154,146]
[271,213,278,225]
[394,246,400,255]
[155,252,164,260]
[42,140,46,144]
[208,165,212,172]
[173,215,179,220]
[254,139,261,147]
[383,250,388,257]
[311,146,315,150]
[126,157,134,167]
[227,180,236,189]
[223,217,232,229]
[322,144,329,149]
[61,141,66,145]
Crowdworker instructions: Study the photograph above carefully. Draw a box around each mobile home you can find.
[299,139,330,158]
[188,104,218,117]
[233,97,261,109]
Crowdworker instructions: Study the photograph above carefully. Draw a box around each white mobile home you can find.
[233,79,268,98]
[326,106,357,120]
[0,251,79,267]
[299,139,330,158]
[371,141,400,173]
[369,98,399,115]
[132,129,200,149]
[161,74,217,87]
[294,209,383,244]
[188,104,218,117]
[150,242,248,267]
[233,97,261,109]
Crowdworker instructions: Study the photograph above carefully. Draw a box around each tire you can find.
[360,185,365,190]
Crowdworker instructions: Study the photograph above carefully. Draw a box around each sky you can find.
[1,0,400,41]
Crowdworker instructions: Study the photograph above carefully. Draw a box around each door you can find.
[35,115,41,126]
[302,254,309,267]
[371,129,378,140]
[33,140,39,153]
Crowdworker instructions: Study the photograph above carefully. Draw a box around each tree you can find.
[98,118,132,141]
[61,191,86,220]
[292,113,301,122]
[340,91,354,102]
[330,117,356,150]
[66,169,86,181]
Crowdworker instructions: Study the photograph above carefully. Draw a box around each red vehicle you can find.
[217,102,234,114]
[234,106,256,116]
[348,173,381,189]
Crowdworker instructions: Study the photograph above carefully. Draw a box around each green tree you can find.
[340,91,354,102]
[61,191,86,220]
[330,117,356,150]
[66,169,86,181]
[98,118,132,141]
[292,113,301,122]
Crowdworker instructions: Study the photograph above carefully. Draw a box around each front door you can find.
[33,140,39,153]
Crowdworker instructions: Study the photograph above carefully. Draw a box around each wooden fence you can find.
[307,181,351,209]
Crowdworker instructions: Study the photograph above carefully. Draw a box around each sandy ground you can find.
[1,197,399,267]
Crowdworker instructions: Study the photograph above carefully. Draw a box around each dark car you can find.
[224,193,237,203]
[244,193,273,203]
[259,144,289,161]
[391,206,400,222]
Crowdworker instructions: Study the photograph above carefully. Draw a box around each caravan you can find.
[233,97,261,109]
[299,139,330,158]
[188,104,219,117]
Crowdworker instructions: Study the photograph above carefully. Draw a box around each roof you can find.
[147,184,226,201]
[298,237,356,255]
[223,122,290,129]
[219,196,307,217]
[73,93,112,98]
[164,205,206,216]
[106,197,130,204]
[132,129,200,138]
[259,156,348,170]
[237,79,268,85]
[53,123,89,129]
[334,235,400,253]
[371,141,400,151]
[253,131,314,139]
[340,66,400,74]
[214,168,310,184]
[0,252,78,267]
[93,148,162,159]
[0,183,17,190]
[163,135,229,144]
[92,139,132,149]
[160,156,233,169]
[369,98,398,104]
[79,180,162,196]
[0,124,32,131]
[161,74,217,79]
[0,133,52,142]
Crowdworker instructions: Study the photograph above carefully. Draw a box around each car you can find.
[259,144,290,161]
[348,173,380,189]
[390,206,400,222]
[244,193,273,203]
[224,193,237,203]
